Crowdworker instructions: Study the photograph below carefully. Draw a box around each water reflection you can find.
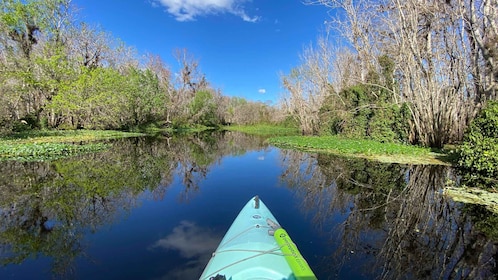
[151,221,222,279]
[278,150,497,279]
[0,132,496,279]
[0,131,264,278]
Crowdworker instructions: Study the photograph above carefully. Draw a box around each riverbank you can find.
[268,135,452,165]
[0,126,454,165]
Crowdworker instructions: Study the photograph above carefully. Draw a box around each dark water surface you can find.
[0,132,497,279]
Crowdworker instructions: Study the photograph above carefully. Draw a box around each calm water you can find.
[0,132,496,279]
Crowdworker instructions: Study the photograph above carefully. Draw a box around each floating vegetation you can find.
[444,186,498,214]
[268,135,449,165]
[2,130,145,144]
[0,130,143,161]
[0,142,110,162]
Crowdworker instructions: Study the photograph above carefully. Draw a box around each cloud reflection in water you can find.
[151,221,222,279]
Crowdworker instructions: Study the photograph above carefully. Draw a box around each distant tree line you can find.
[281,0,497,148]
[0,0,280,134]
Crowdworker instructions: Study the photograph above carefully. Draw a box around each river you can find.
[0,131,496,279]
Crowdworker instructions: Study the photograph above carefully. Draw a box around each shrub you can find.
[458,101,498,187]
[318,83,411,143]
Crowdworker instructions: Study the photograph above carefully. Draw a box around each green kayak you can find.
[200,196,317,280]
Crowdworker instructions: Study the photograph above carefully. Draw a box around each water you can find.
[0,132,496,279]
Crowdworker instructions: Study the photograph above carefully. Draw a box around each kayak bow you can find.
[200,196,317,280]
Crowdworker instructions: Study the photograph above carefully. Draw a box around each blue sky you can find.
[71,0,331,104]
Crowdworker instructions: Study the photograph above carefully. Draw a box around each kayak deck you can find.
[200,196,316,280]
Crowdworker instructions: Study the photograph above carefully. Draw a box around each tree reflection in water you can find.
[278,150,497,279]
[2,133,496,279]
[0,131,264,278]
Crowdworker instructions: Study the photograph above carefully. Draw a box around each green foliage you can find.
[1,129,144,142]
[278,115,300,128]
[316,54,410,143]
[319,83,411,143]
[189,90,218,127]
[464,204,498,241]
[343,85,369,107]
[12,120,31,132]
[49,66,167,130]
[368,110,396,142]
[378,54,396,93]
[123,68,167,127]
[369,103,411,143]
[0,0,231,134]
[458,101,498,188]
[268,135,444,164]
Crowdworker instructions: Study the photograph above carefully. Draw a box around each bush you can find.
[318,84,411,143]
[12,120,31,132]
[458,101,498,186]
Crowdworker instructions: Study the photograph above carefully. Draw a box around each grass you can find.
[268,135,451,165]
[0,130,145,161]
[223,125,300,137]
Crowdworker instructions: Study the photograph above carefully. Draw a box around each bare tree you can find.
[66,23,110,69]
[280,37,334,135]
[170,48,209,125]
[306,0,498,147]
[458,0,498,102]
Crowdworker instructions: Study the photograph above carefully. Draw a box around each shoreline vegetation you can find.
[224,125,497,211]
[444,187,498,214]
[0,130,145,161]
[1,125,450,164]
[224,125,453,165]
[2,126,497,212]
[268,135,452,165]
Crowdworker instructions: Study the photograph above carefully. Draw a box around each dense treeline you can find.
[281,0,497,148]
[0,0,279,134]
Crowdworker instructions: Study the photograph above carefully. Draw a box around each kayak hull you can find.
[200,196,314,280]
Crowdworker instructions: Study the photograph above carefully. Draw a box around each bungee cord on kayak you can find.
[200,196,317,280]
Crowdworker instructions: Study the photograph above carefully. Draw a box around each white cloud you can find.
[258,88,266,94]
[154,0,259,22]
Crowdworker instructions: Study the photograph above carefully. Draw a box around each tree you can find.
[145,53,172,124]
[66,23,111,70]
[123,67,167,127]
[0,0,73,129]
[280,37,334,135]
[306,0,498,147]
[169,48,209,127]
[189,90,218,127]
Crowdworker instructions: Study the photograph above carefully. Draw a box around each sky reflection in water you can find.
[0,132,496,280]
